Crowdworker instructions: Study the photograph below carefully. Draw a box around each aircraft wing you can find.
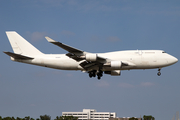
[45,37,86,61]
[45,37,84,54]
[45,37,135,71]
[45,37,107,63]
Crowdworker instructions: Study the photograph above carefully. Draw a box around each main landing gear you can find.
[97,70,103,80]
[89,70,103,80]
[157,68,161,76]
[89,70,96,78]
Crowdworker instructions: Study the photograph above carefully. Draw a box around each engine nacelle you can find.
[111,61,122,69]
[85,54,97,61]
[104,70,121,76]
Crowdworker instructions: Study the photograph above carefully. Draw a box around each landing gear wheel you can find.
[93,71,96,77]
[157,72,161,76]
[97,70,103,80]
[89,73,93,78]
[97,73,103,77]
[89,70,96,78]
[93,74,96,77]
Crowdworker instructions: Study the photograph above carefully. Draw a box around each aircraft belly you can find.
[23,57,79,70]
[44,59,79,70]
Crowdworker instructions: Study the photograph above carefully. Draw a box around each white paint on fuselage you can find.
[13,50,178,72]
[99,50,178,70]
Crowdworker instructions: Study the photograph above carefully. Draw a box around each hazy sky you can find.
[0,1,180,120]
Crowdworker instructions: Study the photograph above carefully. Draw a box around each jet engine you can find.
[85,54,97,61]
[111,61,122,69]
[104,70,121,76]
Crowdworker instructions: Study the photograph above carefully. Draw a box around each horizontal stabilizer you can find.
[3,51,34,60]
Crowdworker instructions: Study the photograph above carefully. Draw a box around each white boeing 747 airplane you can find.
[4,31,178,79]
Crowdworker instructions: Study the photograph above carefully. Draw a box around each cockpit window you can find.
[162,51,166,53]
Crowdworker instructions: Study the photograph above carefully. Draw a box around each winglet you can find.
[45,36,56,43]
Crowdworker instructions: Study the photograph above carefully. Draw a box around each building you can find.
[62,109,116,120]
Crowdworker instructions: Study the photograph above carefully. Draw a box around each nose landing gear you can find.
[157,68,161,76]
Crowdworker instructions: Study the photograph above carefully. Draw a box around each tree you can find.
[11,117,15,120]
[39,115,51,120]
[55,116,78,120]
[129,117,138,120]
[24,116,30,120]
[143,115,155,120]
[2,117,12,120]
[17,117,23,120]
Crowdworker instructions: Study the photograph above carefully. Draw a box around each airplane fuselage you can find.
[12,50,177,71]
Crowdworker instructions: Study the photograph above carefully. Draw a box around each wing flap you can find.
[96,55,108,63]
[4,51,34,60]
[121,61,136,66]
[66,53,84,61]
[80,61,103,71]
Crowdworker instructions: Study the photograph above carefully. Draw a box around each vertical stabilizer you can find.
[6,31,43,56]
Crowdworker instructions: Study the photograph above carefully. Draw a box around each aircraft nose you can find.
[174,57,178,63]
[169,56,178,64]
